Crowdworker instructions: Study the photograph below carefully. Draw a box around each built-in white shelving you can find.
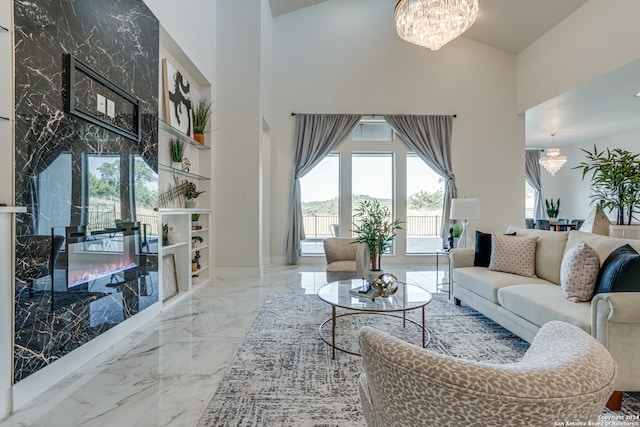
[159,209,211,303]
[159,118,210,150]
[157,27,213,308]
[158,163,210,181]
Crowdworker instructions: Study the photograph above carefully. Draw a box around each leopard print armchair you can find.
[358,321,617,426]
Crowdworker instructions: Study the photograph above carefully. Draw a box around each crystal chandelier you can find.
[539,133,567,176]
[394,0,479,51]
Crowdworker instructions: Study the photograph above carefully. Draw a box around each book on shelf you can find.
[348,284,380,300]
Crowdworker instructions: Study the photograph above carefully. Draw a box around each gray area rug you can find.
[198,293,640,426]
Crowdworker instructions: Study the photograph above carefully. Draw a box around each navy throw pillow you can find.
[594,244,640,295]
[474,231,516,267]
[474,231,492,267]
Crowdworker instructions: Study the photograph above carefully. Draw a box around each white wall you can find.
[143,0,216,82]
[215,0,266,274]
[260,0,273,268]
[541,128,640,223]
[517,0,640,112]
[268,0,525,264]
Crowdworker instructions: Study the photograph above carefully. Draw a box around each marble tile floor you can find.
[2,264,445,427]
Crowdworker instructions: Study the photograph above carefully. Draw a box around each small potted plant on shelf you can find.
[192,235,203,248]
[162,223,169,246]
[184,181,204,208]
[191,213,202,230]
[192,96,212,144]
[170,138,185,168]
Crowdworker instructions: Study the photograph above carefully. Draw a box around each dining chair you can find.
[557,218,569,231]
[571,219,585,231]
[534,219,550,230]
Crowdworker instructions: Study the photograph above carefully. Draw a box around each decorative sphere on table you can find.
[371,273,399,297]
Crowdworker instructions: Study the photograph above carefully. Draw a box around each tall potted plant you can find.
[191,96,212,144]
[352,198,403,272]
[574,146,640,225]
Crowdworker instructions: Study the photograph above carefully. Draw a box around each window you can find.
[87,154,121,233]
[299,119,446,259]
[406,154,445,253]
[525,181,535,218]
[300,154,339,255]
[351,120,394,142]
[37,153,72,235]
[133,155,159,238]
[352,153,394,252]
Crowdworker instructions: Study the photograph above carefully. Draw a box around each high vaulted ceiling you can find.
[269,0,640,149]
[269,0,587,54]
[269,0,327,18]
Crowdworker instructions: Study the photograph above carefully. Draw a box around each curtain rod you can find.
[290,112,457,118]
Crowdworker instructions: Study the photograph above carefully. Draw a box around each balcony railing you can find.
[87,211,159,236]
[302,214,442,238]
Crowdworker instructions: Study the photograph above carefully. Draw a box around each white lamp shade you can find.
[450,198,480,220]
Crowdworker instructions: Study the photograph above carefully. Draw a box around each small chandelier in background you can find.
[394,0,479,51]
[539,133,567,176]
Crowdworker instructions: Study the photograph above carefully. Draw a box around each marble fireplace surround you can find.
[13,0,159,383]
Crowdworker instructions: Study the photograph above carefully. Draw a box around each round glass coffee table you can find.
[317,279,433,359]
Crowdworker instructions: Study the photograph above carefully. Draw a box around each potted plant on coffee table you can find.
[191,96,212,144]
[352,198,403,274]
[184,181,204,208]
[574,146,640,234]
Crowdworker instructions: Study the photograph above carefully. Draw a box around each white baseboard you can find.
[269,256,286,266]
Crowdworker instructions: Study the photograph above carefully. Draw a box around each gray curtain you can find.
[286,114,362,264]
[525,150,545,219]
[384,115,457,238]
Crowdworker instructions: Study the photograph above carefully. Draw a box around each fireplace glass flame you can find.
[66,222,141,288]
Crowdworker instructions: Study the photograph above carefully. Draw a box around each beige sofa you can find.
[451,227,640,396]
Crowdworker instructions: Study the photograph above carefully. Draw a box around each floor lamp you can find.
[450,198,481,249]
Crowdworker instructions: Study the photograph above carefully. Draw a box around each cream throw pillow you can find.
[561,242,600,302]
[489,234,537,277]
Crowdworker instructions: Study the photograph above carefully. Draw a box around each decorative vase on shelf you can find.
[193,133,205,144]
[168,227,181,245]
[181,157,191,172]
[185,200,197,209]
